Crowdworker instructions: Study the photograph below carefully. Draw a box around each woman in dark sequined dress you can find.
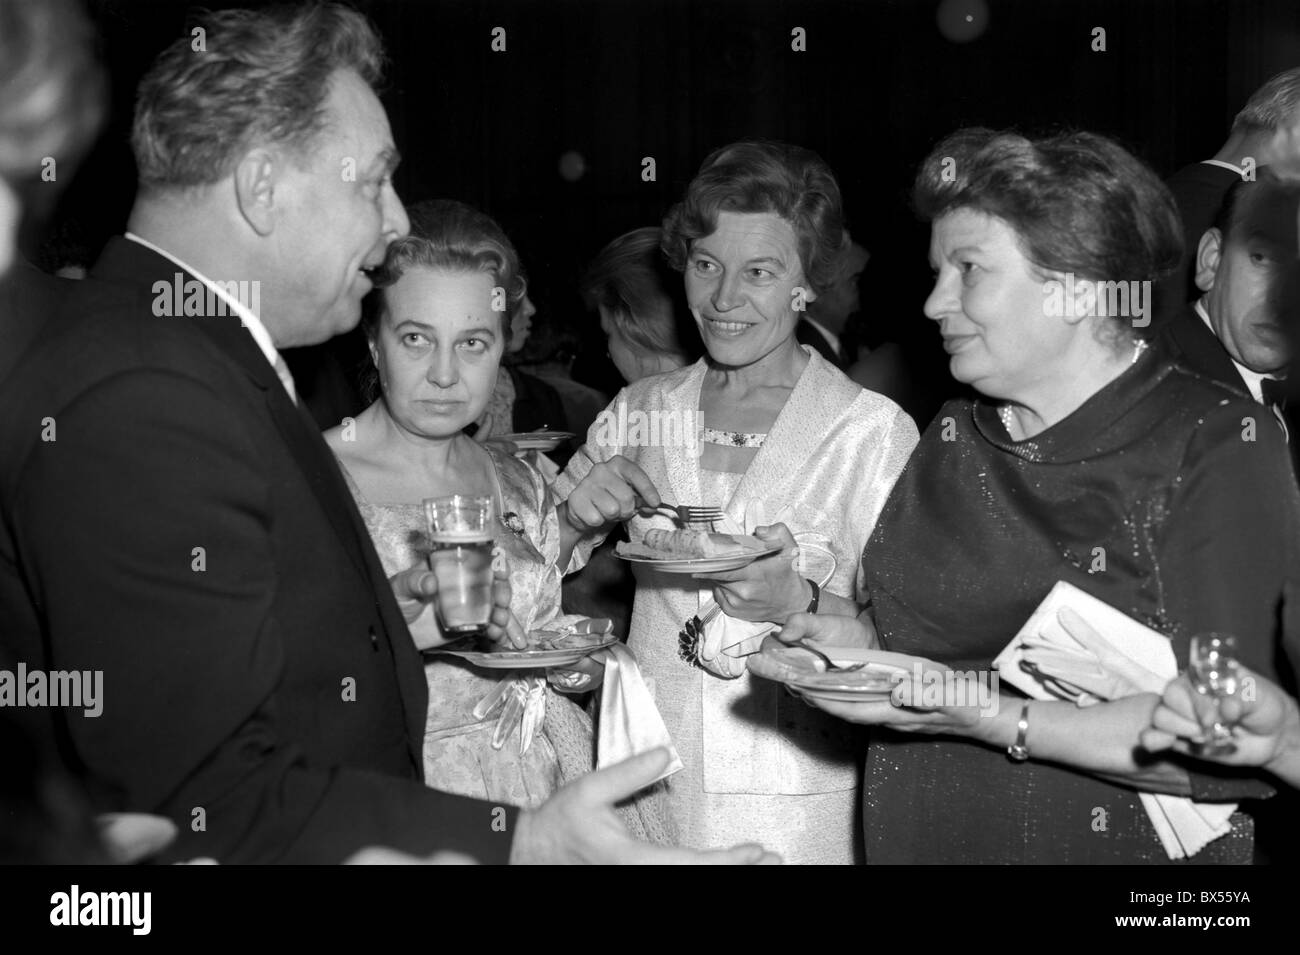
[776,128,1300,864]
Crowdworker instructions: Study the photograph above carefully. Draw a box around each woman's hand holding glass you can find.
[1142,667,1300,787]
[391,558,527,651]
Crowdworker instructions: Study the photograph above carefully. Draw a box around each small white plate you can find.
[614,544,783,574]
[427,632,618,670]
[749,645,918,701]
[496,431,576,452]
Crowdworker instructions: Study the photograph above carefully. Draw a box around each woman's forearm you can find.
[972,694,1193,796]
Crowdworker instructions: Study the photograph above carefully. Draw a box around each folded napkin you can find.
[993,581,1235,860]
[694,501,836,679]
[592,642,683,784]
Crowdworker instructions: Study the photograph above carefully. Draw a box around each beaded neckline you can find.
[700,427,767,448]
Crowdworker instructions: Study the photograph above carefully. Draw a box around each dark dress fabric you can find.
[861,342,1300,864]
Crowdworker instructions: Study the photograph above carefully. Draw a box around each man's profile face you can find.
[267,68,409,348]
[1199,193,1298,375]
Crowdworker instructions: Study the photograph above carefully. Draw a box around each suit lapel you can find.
[275,387,429,763]
[90,237,429,768]
[1163,306,1250,395]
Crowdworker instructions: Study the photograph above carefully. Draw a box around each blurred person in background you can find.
[562,226,703,633]
[0,0,120,865]
[1154,67,1300,327]
[800,229,914,416]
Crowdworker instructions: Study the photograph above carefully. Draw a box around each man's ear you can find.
[1194,228,1223,293]
[233,149,278,237]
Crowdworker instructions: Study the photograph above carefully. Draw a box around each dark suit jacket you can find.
[1155,303,1250,395]
[796,318,844,369]
[281,329,368,433]
[1158,304,1300,478]
[0,259,73,384]
[1153,162,1243,328]
[0,238,515,864]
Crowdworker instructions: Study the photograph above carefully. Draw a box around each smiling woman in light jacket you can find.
[553,141,918,863]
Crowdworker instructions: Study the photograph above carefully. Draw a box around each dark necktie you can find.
[1261,378,1288,410]
[1259,378,1293,447]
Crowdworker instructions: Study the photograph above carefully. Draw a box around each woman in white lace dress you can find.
[324,206,666,839]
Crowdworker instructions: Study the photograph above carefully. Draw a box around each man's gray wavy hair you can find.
[131,2,384,192]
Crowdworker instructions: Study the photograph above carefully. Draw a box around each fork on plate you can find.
[640,502,723,526]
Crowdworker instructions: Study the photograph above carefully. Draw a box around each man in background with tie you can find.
[1154,67,1300,328]
[796,231,867,370]
[1158,166,1300,447]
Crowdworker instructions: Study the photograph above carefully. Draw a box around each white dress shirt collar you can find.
[802,315,842,361]
[1201,159,1247,176]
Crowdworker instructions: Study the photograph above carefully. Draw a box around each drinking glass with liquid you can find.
[424,495,496,640]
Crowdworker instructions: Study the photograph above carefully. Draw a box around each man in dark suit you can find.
[1155,67,1300,328]
[1158,168,1300,443]
[796,234,867,370]
[0,4,772,865]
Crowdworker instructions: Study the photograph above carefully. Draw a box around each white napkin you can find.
[592,642,683,784]
[993,581,1235,860]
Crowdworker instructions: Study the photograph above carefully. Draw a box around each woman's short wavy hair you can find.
[914,128,1183,291]
[581,227,699,363]
[359,200,524,402]
[131,3,384,191]
[363,199,525,339]
[661,140,847,296]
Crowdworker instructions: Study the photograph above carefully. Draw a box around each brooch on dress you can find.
[500,511,526,537]
[677,614,704,669]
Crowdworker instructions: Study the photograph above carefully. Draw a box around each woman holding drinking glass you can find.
[323,204,665,840]
[775,128,1300,864]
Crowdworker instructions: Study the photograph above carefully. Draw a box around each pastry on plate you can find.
[616,528,768,560]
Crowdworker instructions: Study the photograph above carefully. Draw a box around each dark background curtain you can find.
[31,0,1300,421]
